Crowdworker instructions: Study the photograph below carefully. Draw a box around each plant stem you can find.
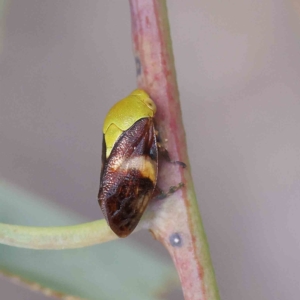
[129,1,220,299]
[0,220,118,250]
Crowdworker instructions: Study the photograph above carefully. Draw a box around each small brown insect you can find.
[98,89,184,237]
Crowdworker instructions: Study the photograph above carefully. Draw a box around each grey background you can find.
[1,0,300,299]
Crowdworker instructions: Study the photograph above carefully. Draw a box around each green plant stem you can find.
[129,1,220,299]
[0,220,118,249]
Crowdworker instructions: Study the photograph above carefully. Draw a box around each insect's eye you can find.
[144,98,157,113]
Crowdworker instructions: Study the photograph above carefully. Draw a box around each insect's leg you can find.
[152,182,184,200]
[157,142,186,168]
[155,130,186,168]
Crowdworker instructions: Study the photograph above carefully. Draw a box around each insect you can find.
[98,89,184,237]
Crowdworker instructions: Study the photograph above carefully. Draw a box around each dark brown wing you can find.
[98,118,158,237]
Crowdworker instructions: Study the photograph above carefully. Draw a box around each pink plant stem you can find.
[129,1,220,300]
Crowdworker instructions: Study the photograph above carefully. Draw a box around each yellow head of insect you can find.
[130,89,157,114]
[103,89,156,157]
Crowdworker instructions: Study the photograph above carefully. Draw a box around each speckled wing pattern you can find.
[98,118,158,237]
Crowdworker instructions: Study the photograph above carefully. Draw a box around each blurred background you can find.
[1,0,300,299]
